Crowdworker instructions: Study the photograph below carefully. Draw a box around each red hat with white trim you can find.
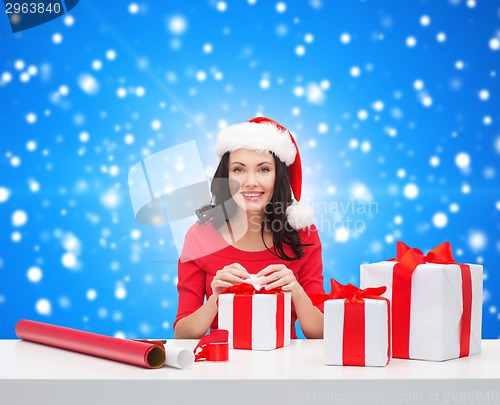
[215,117,313,229]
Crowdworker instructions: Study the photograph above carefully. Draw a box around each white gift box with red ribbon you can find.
[311,279,390,367]
[218,286,291,351]
[360,242,483,361]
[325,298,390,367]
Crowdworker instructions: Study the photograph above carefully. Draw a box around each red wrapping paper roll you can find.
[15,319,166,369]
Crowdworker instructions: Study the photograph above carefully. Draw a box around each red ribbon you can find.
[389,241,473,359]
[311,279,390,366]
[193,329,229,362]
[221,282,283,295]
[221,283,285,350]
[309,279,387,306]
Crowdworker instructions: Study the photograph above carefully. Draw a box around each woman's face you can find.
[228,149,276,215]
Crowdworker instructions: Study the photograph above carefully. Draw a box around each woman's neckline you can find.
[208,221,274,254]
[226,242,273,254]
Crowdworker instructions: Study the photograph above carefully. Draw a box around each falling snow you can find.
[1,1,499,341]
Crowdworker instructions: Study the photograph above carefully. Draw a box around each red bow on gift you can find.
[389,241,472,359]
[221,282,283,295]
[310,279,387,306]
[391,240,456,266]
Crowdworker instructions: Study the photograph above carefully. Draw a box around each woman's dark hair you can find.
[196,151,308,260]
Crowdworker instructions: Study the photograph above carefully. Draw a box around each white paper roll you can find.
[163,342,195,369]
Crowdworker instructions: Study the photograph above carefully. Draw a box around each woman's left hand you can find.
[255,264,301,294]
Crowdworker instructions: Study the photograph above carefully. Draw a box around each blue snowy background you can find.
[1,0,499,339]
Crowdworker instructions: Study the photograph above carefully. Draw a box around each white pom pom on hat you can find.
[286,201,314,230]
[215,117,313,229]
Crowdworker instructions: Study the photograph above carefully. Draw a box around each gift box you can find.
[311,279,390,367]
[360,241,483,361]
[218,282,291,351]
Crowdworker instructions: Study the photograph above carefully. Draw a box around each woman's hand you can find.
[256,264,323,338]
[256,264,301,294]
[211,263,250,297]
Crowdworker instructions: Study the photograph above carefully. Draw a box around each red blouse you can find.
[174,222,325,338]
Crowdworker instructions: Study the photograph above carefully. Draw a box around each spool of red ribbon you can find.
[193,329,229,362]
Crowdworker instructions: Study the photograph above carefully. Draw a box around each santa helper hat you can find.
[215,117,313,230]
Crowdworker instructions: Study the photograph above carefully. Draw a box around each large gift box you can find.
[218,281,291,351]
[311,279,391,367]
[360,241,483,361]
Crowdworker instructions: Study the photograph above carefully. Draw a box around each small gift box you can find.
[360,241,483,361]
[311,279,390,367]
[218,278,291,351]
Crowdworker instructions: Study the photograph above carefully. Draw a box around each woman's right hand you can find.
[211,263,250,298]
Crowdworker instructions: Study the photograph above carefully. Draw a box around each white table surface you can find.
[1,339,500,380]
[2,339,499,405]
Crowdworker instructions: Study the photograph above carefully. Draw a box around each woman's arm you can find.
[174,294,219,339]
[293,226,325,338]
[288,285,324,339]
[174,261,249,339]
[174,257,212,339]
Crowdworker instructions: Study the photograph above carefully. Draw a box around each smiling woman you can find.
[173,117,325,340]
[228,150,277,231]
